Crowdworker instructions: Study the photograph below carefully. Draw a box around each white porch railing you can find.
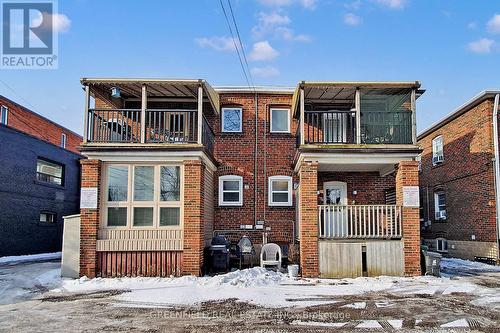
[318,205,402,239]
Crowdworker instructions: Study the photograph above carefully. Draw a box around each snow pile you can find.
[200,267,288,287]
[441,258,500,273]
[0,252,61,265]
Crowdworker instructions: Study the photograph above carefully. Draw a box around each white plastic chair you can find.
[260,243,282,270]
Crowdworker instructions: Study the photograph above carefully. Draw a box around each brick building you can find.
[418,91,500,262]
[78,78,423,278]
[0,96,82,256]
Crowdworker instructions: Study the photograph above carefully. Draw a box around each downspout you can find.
[254,92,258,226]
[492,93,500,260]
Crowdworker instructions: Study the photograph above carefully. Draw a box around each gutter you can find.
[492,94,500,260]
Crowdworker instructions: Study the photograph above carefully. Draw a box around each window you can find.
[219,175,243,206]
[221,107,242,133]
[268,176,292,206]
[432,135,444,165]
[36,158,64,185]
[436,238,448,253]
[0,105,7,125]
[40,212,56,223]
[270,108,290,133]
[104,164,182,228]
[416,154,422,172]
[434,191,446,220]
[61,133,66,149]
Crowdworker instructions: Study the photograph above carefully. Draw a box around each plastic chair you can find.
[260,243,282,270]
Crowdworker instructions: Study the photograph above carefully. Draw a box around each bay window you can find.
[103,164,182,228]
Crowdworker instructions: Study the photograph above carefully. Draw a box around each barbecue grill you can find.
[209,235,231,272]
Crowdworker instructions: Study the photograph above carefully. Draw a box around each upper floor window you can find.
[268,176,292,206]
[432,135,444,165]
[36,158,64,186]
[434,191,446,220]
[436,237,448,253]
[61,133,67,149]
[0,105,8,125]
[270,108,290,133]
[221,107,242,133]
[219,175,243,206]
[105,164,182,228]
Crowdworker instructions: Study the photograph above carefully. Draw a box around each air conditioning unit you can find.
[432,154,444,165]
[435,210,447,220]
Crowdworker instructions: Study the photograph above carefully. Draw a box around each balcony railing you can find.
[361,110,412,144]
[318,204,402,239]
[87,109,215,153]
[304,111,356,144]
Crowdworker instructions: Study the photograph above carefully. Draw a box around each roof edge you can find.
[417,90,500,140]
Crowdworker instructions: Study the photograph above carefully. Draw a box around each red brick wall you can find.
[212,93,296,245]
[395,161,421,276]
[0,96,82,154]
[418,99,497,243]
[318,172,395,204]
[299,161,319,277]
[183,160,205,276]
[79,159,101,278]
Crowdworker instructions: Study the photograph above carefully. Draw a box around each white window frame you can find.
[221,107,243,133]
[40,211,56,223]
[0,105,8,125]
[436,237,448,253]
[268,175,292,206]
[432,135,444,165]
[219,175,243,206]
[270,108,290,133]
[61,133,67,149]
[434,191,446,220]
[102,163,183,229]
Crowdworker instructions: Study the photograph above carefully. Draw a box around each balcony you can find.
[295,82,421,147]
[81,79,219,156]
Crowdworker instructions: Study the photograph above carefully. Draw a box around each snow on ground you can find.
[53,259,500,309]
[441,257,500,274]
[0,252,61,265]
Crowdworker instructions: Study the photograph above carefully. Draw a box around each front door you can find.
[323,181,348,237]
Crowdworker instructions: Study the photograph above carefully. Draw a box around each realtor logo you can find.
[1,1,58,69]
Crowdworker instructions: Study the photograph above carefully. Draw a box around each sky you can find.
[1,0,499,135]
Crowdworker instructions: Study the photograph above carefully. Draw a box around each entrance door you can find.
[323,181,348,237]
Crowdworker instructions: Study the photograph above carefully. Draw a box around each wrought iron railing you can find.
[304,111,356,144]
[145,109,197,143]
[88,109,142,143]
[318,204,402,239]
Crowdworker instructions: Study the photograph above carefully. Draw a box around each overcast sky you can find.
[1,0,499,134]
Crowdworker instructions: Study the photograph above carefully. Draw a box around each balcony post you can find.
[82,85,90,143]
[300,87,305,145]
[141,84,147,143]
[355,88,361,144]
[197,85,203,145]
[411,89,417,144]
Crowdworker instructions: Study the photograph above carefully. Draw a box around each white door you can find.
[323,112,348,143]
[323,181,348,237]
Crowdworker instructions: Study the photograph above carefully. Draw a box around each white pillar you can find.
[355,88,361,144]
[141,84,147,143]
[198,85,203,145]
[300,87,305,145]
[83,85,90,143]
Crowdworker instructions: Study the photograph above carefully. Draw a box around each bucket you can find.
[288,264,299,278]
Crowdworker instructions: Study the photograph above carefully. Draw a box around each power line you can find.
[0,79,38,111]
[226,0,255,91]
[219,0,253,90]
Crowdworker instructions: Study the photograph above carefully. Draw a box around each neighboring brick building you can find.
[78,78,423,278]
[418,91,500,262]
[0,95,81,154]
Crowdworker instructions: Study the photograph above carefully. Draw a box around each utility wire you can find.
[226,0,255,91]
[219,0,253,90]
[0,79,38,111]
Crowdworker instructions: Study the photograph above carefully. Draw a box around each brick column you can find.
[183,160,205,276]
[395,160,421,276]
[299,161,319,277]
[79,159,101,278]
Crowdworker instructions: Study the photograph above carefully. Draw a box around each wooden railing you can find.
[318,205,402,239]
